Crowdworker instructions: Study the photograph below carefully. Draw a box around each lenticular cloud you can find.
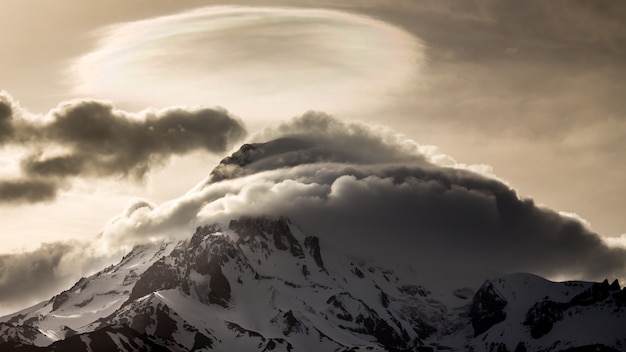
[70,6,423,117]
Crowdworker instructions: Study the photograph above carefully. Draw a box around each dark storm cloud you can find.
[367,0,626,64]
[0,94,15,142]
[0,241,115,312]
[103,113,626,287]
[0,92,247,203]
[0,179,59,204]
[348,0,626,238]
[26,99,247,178]
[0,243,73,303]
[360,0,626,137]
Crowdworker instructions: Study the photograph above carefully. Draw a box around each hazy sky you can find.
[1,0,625,314]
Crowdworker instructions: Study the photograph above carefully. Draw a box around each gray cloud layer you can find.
[0,179,59,204]
[357,0,626,237]
[101,113,626,287]
[0,92,246,204]
[0,96,14,142]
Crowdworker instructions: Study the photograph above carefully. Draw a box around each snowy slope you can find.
[1,216,625,352]
[468,273,626,352]
[0,241,180,345]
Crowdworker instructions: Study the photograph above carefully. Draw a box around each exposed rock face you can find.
[570,279,615,306]
[524,299,564,339]
[326,292,407,349]
[230,216,304,258]
[398,284,430,297]
[126,260,180,305]
[207,256,231,308]
[470,280,508,336]
[304,236,326,272]
[2,216,625,352]
[271,310,307,337]
[0,325,172,352]
[0,323,49,346]
[210,138,314,181]
[51,292,69,312]
[523,279,624,339]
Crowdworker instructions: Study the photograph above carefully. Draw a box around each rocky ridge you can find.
[1,217,624,351]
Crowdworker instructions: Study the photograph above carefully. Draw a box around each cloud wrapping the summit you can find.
[0,91,247,203]
[2,112,624,314]
[100,112,626,287]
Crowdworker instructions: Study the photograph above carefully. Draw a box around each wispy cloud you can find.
[0,241,118,315]
[69,6,423,119]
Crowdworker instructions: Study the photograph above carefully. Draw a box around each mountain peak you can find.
[2,216,625,351]
[210,138,315,181]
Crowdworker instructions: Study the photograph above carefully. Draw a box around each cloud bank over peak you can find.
[101,112,626,287]
[0,91,247,204]
[210,112,433,181]
[2,112,624,315]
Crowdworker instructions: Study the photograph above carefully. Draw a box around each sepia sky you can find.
[1,0,625,314]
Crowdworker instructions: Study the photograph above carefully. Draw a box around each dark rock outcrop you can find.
[230,217,304,258]
[0,323,47,345]
[470,281,508,336]
[524,279,624,339]
[207,257,231,308]
[0,325,172,352]
[304,236,326,272]
[51,292,69,311]
[523,299,564,339]
[126,260,179,305]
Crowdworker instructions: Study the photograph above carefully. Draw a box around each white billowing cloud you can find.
[559,211,592,230]
[70,6,423,120]
[603,234,626,250]
[98,113,626,288]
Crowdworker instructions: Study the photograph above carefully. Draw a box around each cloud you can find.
[100,113,626,288]
[0,179,59,204]
[0,94,15,142]
[211,111,433,181]
[25,99,246,179]
[0,241,118,316]
[603,234,626,250]
[70,6,423,119]
[0,91,246,204]
[349,0,626,238]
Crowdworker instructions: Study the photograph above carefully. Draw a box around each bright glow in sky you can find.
[71,6,423,123]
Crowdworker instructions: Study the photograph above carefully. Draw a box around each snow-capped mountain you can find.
[1,216,625,351]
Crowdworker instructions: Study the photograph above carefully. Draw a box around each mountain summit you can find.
[1,216,624,351]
